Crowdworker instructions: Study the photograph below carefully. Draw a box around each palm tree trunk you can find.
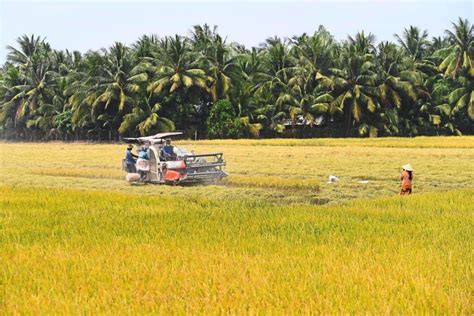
[346,108,352,137]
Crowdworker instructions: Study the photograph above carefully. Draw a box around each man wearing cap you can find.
[400,164,414,195]
[124,144,138,173]
[160,138,176,160]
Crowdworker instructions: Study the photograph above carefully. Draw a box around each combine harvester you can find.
[122,132,228,185]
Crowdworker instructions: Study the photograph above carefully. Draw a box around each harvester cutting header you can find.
[122,132,227,184]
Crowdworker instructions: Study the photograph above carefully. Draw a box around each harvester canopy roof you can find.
[123,132,183,144]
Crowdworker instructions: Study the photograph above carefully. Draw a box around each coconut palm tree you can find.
[67,52,100,138]
[132,34,159,60]
[143,35,211,131]
[395,26,430,61]
[147,35,208,95]
[375,42,424,108]
[348,31,376,54]
[324,36,378,135]
[415,75,461,135]
[119,94,175,136]
[6,34,45,67]
[435,18,474,78]
[231,48,266,137]
[90,42,148,139]
[288,26,337,94]
[0,66,25,138]
[448,73,474,120]
[3,36,58,139]
[253,38,294,106]
[429,36,449,54]
[199,33,242,101]
[394,26,439,76]
[253,102,287,135]
[190,24,218,52]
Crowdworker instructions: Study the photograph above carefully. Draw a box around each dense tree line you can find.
[0,18,473,141]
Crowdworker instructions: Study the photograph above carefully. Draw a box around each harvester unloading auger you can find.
[122,132,228,184]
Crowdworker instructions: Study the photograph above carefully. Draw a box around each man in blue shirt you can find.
[138,147,150,160]
[160,138,175,160]
[137,145,151,180]
[124,144,138,173]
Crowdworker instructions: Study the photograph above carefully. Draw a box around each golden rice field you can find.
[0,137,473,313]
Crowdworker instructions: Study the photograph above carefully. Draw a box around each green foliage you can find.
[54,109,73,136]
[0,19,473,140]
[206,99,243,138]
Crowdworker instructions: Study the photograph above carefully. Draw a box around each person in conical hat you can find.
[400,164,414,195]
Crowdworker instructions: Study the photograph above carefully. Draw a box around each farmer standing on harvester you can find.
[124,144,138,173]
[136,142,151,181]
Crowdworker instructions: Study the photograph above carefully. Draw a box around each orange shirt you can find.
[400,170,413,189]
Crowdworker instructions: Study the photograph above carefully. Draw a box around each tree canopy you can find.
[1,18,473,140]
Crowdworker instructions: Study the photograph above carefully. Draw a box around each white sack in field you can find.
[136,158,150,171]
[328,175,339,183]
[126,173,141,182]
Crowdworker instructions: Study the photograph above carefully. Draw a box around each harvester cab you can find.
[122,132,228,184]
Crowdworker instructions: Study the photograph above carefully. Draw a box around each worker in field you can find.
[124,144,138,173]
[400,164,414,195]
[160,138,176,160]
[137,144,151,181]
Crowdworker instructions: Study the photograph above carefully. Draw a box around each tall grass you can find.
[226,175,320,191]
[0,186,472,313]
[178,136,474,148]
[0,138,473,313]
[1,138,473,204]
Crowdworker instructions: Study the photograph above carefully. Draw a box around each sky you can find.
[0,0,472,64]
